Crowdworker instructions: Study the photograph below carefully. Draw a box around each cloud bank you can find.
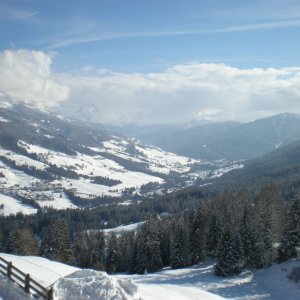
[1,49,300,124]
[61,62,300,124]
[0,50,69,107]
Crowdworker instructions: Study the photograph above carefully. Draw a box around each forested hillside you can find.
[118,113,300,160]
[218,139,300,196]
[1,182,299,278]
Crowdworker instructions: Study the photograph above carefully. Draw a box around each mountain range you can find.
[218,138,300,192]
[114,113,300,160]
[0,101,239,215]
[2,100,300,215]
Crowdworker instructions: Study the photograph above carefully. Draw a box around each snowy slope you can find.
[116,260,300,300]
[1,253,299,300]
[0,275,31,300]
[0,253,78,287]
[103,222,144,237]
[0,254,140,300]
[0,102,242,213]
[0,193,37,216]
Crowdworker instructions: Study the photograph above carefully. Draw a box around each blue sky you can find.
[1,0,300,72]
[1,0,300,124]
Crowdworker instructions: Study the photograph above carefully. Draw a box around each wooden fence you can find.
[0,256,53,299]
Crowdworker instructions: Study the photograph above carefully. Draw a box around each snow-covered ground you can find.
[0,275,31,300]
[36,192,77,210]
[18,140,165,198]
[0,161,38,188]
[0,101,12,108]
[54,270,140,300]
[0,254,140,300]
[210,163,244,178]
[0,136,243,214]
[0,193,37,216]
[0,253,78,287]
[115,260,300,300]
[103,222,144,236]
[0,116,10,123]
[0,148,47,170]
[100,139,201,175]
[1,253,299,300]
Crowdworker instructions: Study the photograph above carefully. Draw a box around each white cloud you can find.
[47,19,300,50]
[0,4,38,20]
[196,108,220,120]
[59,62,300,124]
[1,49,300,124]
[0,50,69,107]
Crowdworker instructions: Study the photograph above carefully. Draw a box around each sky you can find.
[1,0,300,124]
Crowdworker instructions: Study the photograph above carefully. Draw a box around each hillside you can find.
[218,138,300,191]
[0,253,140,300]
[1,253,299,300]
[0,101,241,215]
[118,113,300,160]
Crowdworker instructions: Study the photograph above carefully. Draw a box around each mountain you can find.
[218,138,300,191]
[117,114,300,161]
[0,101,240,215]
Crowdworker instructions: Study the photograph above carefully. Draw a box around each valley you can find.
[1,2,300,299]
[0,102,242,215]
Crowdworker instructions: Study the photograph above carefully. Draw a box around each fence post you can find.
[7,262,12,279]
[48,288,54,300]
[25,274,30,294]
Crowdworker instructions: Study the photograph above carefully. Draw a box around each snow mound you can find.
[54,269,140,300]
[0,274,31,300]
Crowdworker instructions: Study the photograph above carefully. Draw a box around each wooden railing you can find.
[0,256,53,299]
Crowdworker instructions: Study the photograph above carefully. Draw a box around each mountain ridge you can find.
[0,102,240,215]
[114,113,300,160]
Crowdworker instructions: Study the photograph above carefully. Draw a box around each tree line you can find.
[0,184,299,276]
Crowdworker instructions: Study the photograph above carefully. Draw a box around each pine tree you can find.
[41,219,74,264]
[128,238,138,274]
[147,215,163,272]
[105,232,119,273]
[240,203,257,267]
[206,214,220,258]
[86,232,100,269]
[135,225,148,274]
[6,226,18,254]
[118,231,135,272]
[135,215,162,274]
[214,227,244,276]
[93,231,106,270]
[190,207,206,264]
[170,221,186,269]
[253,185,283,267]
[0,228,4,252]
[278,196,300,261]
[73,231,92,268]
[15,227,39,256]
[159,219,171,267]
